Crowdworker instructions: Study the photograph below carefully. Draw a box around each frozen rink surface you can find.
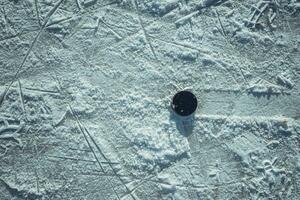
[0,0,300,199]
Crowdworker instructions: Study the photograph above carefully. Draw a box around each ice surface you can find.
[0,0,300,199]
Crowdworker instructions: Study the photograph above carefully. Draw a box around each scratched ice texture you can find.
[0,0,300,199]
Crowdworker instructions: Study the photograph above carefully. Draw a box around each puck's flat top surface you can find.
[172,91,198,116]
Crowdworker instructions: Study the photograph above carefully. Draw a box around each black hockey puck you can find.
[171,90,197,117]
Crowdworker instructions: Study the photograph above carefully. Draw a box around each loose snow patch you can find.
[131,121,190,171]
